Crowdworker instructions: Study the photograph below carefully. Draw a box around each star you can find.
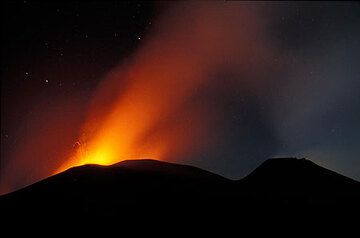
[24,72,31,80]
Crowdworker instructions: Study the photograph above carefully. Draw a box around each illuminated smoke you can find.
[1,2,278,194]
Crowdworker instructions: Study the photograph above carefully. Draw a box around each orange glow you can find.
[56,57,208,172]
[55,2,270,174]
[1,2,274,195]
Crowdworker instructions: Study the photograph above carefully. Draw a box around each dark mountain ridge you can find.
[239,158,359,204]
[1,158,359,218]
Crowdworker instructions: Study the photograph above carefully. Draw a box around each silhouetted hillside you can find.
[1,158,359,219]
[239,158,359,204]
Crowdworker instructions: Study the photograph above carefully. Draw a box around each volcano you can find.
[1,158,359,220]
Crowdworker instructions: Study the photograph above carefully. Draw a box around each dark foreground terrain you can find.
[1,158,359,223]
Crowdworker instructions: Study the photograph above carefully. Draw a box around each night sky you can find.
[1,1,360,194]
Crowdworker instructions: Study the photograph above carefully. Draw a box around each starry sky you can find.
[1,1,360,193]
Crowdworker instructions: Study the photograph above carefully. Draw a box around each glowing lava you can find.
[1,2,273,195]
[54,2,269,174]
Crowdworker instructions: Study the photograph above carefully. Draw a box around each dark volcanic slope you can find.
[1,158,359,217]
[239,158,359,204]
[0,159,231,215]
